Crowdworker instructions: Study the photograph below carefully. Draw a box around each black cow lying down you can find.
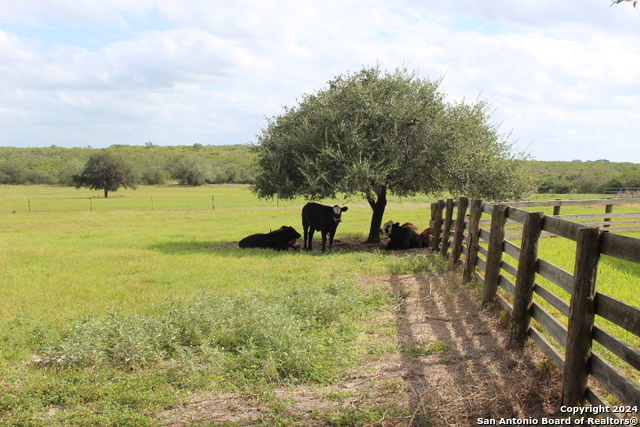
[238,226,301,251]
[387,222,423,250]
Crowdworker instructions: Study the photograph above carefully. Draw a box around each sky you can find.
[0,0,639,162]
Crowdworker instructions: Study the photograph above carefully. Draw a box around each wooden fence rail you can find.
[429,197,640,416]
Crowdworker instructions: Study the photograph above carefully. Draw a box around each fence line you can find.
[3,195,290,213]
[429,197,640,415]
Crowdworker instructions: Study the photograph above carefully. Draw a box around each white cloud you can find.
[0,0,639,161]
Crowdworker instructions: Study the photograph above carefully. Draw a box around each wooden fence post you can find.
[463,199,483,283]
[431,200,445,252]
[451,197,469,267]
[604,204,613,229]
[510,211,544,347]
[440,199,455,257]
[561,227,603,407]
[428,202,437,250]
[482,204,508,307]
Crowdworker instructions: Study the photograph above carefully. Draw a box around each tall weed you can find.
[34,278,369,383]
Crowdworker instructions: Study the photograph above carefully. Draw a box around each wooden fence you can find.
[429,197,640,416]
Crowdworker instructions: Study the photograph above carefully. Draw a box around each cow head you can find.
[380,220,394,236]
[332,205,348,223]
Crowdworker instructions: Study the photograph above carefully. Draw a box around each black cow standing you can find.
[386,222,423,250]
[238,226,301,251]
[302,202,348,252]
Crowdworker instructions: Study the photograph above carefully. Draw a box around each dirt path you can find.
[161,269,562,426]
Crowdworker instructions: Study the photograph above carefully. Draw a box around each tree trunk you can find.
[366,187,387,243]
[104,188,109,198]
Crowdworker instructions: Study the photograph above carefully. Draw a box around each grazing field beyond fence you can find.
[431,197,640,416]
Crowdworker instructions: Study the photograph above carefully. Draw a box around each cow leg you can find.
[328,232,335,250]
[321,232,328,253]
[303,226,309,250]
[307,228,315,251]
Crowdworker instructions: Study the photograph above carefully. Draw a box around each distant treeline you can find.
[0,144,257,186]
[1,145,639,193]
[524,160,640,194]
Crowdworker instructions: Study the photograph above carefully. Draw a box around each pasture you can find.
[0,184,441,426]
[0,184,435,322]
[1,184,638,425]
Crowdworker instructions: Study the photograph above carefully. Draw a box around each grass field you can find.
[1,184,639,425]
[0,184,443,426]
[0,184,435,320]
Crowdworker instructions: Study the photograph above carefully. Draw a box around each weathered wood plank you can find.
[533,283,570,317]
[529,327,565,371]
[482,204,508,307]
[505,233,524,240]
[501,259,518,278]
[431,200,444,252]
[562,227,602,407]
[488,198,640,208]
[580,221,640,228]
[506,206,530,224]
[451,197,469,267]
[537,258,573,294]
[556,212,640,220]
[496,292,513,316]
[440,198,454,257]
[542,215,582,241]
[584,388,621,419]
[478,245,488,257]
[499,274,515,298]
[600,225,640,232]
[532,301,568,347]
[476,255,487,272]
[592,326,640,371]
[601,232,640,264]
[479,228,491,243]
[590,354,640,407]
[503,240,521,260]
[595,292,640,338]
[463,199,483,283]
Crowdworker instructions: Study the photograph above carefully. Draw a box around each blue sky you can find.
[1,0,639,162]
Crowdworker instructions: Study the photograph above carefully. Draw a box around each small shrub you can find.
[388,253,446,275]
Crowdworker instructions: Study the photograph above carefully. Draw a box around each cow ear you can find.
[341,206,348,212]
[395,222,400,226]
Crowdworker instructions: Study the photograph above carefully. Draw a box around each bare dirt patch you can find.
[160,251,563,426]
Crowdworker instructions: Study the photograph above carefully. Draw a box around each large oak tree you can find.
[252,66,528,243]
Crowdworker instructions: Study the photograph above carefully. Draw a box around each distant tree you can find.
[73,151,138,198]
[0,160,28,184]
[252,66,528,243]
[170,154,213,186]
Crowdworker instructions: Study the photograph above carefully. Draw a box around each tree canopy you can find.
[252,66,528,242]
[73,151,138,198]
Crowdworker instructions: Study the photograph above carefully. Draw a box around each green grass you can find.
[2,184,639,424]
[0,183,443,426]
[0,183,437,324]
